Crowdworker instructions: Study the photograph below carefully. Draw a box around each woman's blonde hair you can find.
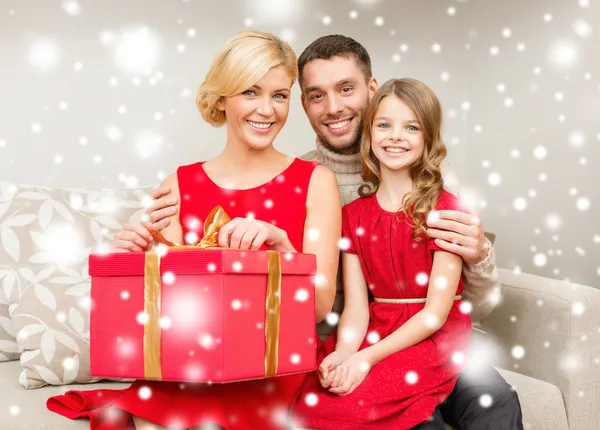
[196,31,298,127]
[359,78,447,240]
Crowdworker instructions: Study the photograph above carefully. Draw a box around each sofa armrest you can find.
[480,269,600,430]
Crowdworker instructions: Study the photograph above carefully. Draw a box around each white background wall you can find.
[1,0,598,287]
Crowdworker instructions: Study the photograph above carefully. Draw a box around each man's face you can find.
[300,56,378,154]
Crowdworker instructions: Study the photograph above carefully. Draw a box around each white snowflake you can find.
[405,371,418,384]
[513,197,527,211]
[366,331,381,344]
[533,145,547,160]
[572,302,585,315]
[576,197,590,211]
[163,272,176,285]
[338,237,351,250]
[479,394,493,408]
[452,351,465,365]
[487,172,501,186]
[326,312,339,326]
[304,393,318,407]
[459,301,473,315]
[511,345,526,359]
[231,299,242,310]
[199,334,216,349]
[294,288,309,302]
[136,312,149,325]
[307,227,320,241]
[416,272,429,286]
[114,26,162,75]
[572,20,592,39]
[138,386,152,400]
[29,38,60,72]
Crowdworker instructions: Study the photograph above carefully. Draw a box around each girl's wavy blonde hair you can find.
[196,30,298,127]
[359,78,447,240]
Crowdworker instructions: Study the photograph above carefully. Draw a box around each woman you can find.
[47,30,341,430]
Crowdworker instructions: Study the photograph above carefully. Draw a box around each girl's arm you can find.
[302,166,342,323]
[364,251,463,367]
[335,252,370,354]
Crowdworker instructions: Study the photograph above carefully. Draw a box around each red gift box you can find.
[89,246,317,384]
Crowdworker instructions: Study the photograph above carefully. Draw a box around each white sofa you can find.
[0,182,599,429]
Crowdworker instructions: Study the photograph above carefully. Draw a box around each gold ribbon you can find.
[143,252,162,380]
[265,250,281,377]
[142,205,282,380]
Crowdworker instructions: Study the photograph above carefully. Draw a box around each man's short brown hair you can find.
[297,35,372,89]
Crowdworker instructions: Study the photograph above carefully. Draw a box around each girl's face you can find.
[219,66,292,150]
[370,95,425,173]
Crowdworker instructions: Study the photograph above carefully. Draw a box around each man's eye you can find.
[310,94,323,100]
[341,87,353,93]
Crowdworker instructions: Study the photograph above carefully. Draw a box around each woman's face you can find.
[219,66,293,150]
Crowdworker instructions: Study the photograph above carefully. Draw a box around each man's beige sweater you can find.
[301,139,500,340]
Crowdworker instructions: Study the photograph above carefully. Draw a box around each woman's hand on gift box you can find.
[113,222,154,252]
[327,349,372,396]
[217,217,295,252]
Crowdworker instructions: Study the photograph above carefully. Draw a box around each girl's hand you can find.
[217,217,292,251]
[329,349,373,396]
[113,222,154,252]
[318,348,353,389]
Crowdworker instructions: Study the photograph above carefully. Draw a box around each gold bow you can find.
[141,205,281,381]
[148,205,231,249]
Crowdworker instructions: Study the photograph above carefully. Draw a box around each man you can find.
[145,35,523,429]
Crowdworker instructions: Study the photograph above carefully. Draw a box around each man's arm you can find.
[461,243,500,323]
[427,210,500,323]
[144,185,178,231]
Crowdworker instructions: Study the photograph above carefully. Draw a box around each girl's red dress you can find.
[47,158,319,429]
[289,190,472,430]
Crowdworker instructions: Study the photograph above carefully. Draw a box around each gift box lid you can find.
[89,249,316,277]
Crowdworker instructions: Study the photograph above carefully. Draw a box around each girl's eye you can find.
[407,125,419,131]
[377,123,390,129]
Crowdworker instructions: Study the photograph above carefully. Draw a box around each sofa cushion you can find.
[1,183,26,361]
[0,360,130,429]
[498,368,569,430]
[0,182,150,388]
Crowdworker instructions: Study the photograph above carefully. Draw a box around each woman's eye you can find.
[273,94,287,100]
[243,90,256,96]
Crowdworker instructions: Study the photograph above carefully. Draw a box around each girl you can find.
[47,31,341,430]
[289,78,472,430]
